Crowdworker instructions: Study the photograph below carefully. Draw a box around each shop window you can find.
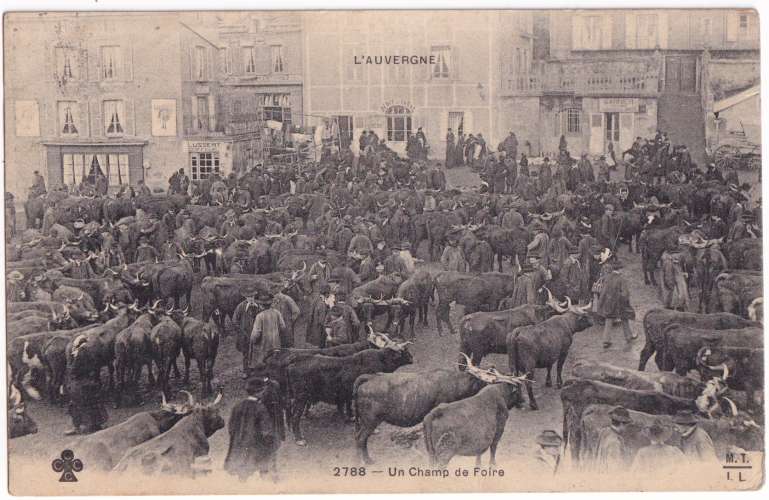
[271,45,284,73]
[386,105,412,142]
[104,100,125,136]
[431,46,451,79]
[566,108,581,134]
[101,45,122,80]
[259,94,292,124]
[190,152,220,181]
[62,153,128,188]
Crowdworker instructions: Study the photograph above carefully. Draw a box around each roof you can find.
[714,85,760,114]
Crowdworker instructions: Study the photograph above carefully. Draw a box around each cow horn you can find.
[182,306,190,316]
[180,390,196,407]
[458,352,473,370]
[9,384,22,407]
[151,299,162,310]
[210,390,223,407]
[123,263,128,271]
[78,293,85,301]
[161,392,169,409]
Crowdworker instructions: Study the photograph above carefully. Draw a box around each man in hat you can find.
[599,203,620,251]
[445,128,455,168]
[273,289,300,349]
[30,170,47,198]
[357,248,378,283]
[383,243,409,276]
[557,248,582,302]
[224,376,283,481]
[135,235,158,264]
[596,258,636,349]
[248,292,285,370]
[547,226,573,277]
[631,419,684,473]
[660,247,690,312]
[534,430,563,475]
[704,162,724,183]
[539,156,553,194]
[577,152,595,183]
[440,237,468,272]
[330,257,361,296]
[727,213,754,241]
[527,225,550,268]
[136,179,151,197]
[673,410,717,462]
[7,270,25,302]
[596,155,611,182]
[305,278,329,348]
[595,406,632,473]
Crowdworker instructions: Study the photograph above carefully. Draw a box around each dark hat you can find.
[609,406,632,424]
[8,270,24,281]
[246,376,270,395]
[647,418,673,442]
[255,290,274,305]
[536,430,563,447]
[673,410,698,425]
[518,263,534,274]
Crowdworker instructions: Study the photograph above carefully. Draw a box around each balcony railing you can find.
[503,59,661,97]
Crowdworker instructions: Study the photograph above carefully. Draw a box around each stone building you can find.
[502,9,760,163]
[4,12,189,195]
[302,11,531,160]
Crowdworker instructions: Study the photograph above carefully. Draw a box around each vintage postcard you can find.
[3,7,765,495]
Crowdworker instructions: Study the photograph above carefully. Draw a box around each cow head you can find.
[747,297,763,324]
[695,377,738,419]
[696,346,736,382]
[180,389,225,438]
[8,383,38,439]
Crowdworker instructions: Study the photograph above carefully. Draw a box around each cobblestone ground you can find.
[6,165,700,481]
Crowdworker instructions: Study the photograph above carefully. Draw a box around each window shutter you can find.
[726,12,738,42]
[602,15,613,49]
[208,95,216,131]
[657,13,669,49]
[572,16,582,49]
[191,96,199,132]
[123,44,133,81]
[625,13,637,49]
[257,45,271,74]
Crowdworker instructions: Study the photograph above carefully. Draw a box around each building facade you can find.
[4,12,189,196]
[501,9,760,162]
[302,11,531,160]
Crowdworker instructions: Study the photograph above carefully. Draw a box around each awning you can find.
[713,85,760,114]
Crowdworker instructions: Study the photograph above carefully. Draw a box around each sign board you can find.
[599,98,639,113]
[151,99,177,137]
[186,141,221,153]
[225,121,264,136]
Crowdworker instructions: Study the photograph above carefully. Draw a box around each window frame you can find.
[101,45,122,81]
[243,46,257,74]
[566,108,581,134]
[194,45,208,81]
[222,47,232,75]
[103,99,125,137]
[58,101,80,137]
[385,105,412,142]
[430,45,452,80]
[189,151,221,181]
[270,45,285,74]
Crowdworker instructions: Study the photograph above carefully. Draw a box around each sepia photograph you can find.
[2,4,765,494]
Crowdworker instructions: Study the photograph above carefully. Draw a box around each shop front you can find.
[42,139,147,191]
[183,139,234,181]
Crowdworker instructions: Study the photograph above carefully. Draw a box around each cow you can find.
[663,324,763,375]
[712,271,762,318]
[392,269,435,336]
[114,311,158,407]
[638,309,758,371]
[113,391,225,477]
[697,346,764,414]
[571,361,705,399]
[151,311,184,398]
[45,275,130,310]
[722,238,761,270]
[472,223,530,273]
[24,196,46,230]
[102,197,136,223]
[638,225,685,286]
[353,368,487,463]
[560,379,696,461]
[351,273,406,325]
[287,343,413,446]
[147,252,195,309]
[8,381,38,439]
[199,273,288,329]
[459,302,556,368]
[69,393,192,471]
[7,314,72,340]
[433,271,518,336]
[423,360,525,468]
[507,297,593,409]
[180,316,220,398]
[51,286,101,325]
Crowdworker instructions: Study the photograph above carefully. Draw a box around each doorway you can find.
[665,55,698,94]
[605,112,620,144]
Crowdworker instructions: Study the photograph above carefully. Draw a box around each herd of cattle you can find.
[6,154,765,475]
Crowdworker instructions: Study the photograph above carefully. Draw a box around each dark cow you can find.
[114,313,158,407]
[151,312,184,398]
[434,271,518,336]
[392,269,435,336]
[113,392,224,476]
[571,361,705,399]
[722,238,762,270]
[697,346,764,413]
[199,273,288,329]
[712,271,762,318]
[287,344,413,445]
[638,225,684,286]
[181,317,220,398]
[70,394,191,471]
[560,379,696,461]
[663,324,763,375]
[102,197,136,223]
[51,286,101,325]
[507,298,593,409]
[148,252,195,309]
[47,275,130,310]
[353,368,486,463]
[459,303,556,368]
[638,309,758,371]
[473,223,530,272]
[8,382,38,439]
[423,371,524,468]
[24,197,46,230]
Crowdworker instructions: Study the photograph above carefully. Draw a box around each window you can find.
[739,14,748,33]
[259,94,291,124]
[55,47,78,81]
[190,152,220,181]
[196,96,210,131]
[58,101,79,136]
[194,46,207,81]
[62,153,128,188]
[271,45,284,73]
[637,14,659,49]
[448,111,464,135]
[101,45,121,80]
[103,100,125,136]
[605,112,620,142]
[386,105,412,142]
[244,46,256,74]
[566,108,581,134]
[431,46,451,79]
[222,47,232,75]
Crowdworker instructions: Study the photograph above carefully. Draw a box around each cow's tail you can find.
[422,414,436,465]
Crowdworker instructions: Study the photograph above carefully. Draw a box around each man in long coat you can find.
[273,290,300,348]
[539,158,553,194]
[445,128,455,168]
[594,406,632,473]
[248,294,285,369]
[577,227,598,304]
[673,410,717,463]
[596,259,636,349]
[305,280,328,347]
[440,238,468,272]
[577,153,595,183]
[224,376,283,480]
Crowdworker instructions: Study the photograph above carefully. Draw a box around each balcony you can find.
[502,58,661,97]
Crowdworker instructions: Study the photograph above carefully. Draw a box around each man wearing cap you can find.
[577,152,595,183]
[673,410,717,463]
[383,244,409,276]
[440,237,468,272]
[599,203,620,251]
[631,419,684,473]
[224,376,283,480]
[272,289,300,349]
[305,280,329,348]
[7,271,25,302]
[248,293,285,370]
[596,258,636,349]
[596,155,611,182]
[534,430,563,475]
[595,406,632,473]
